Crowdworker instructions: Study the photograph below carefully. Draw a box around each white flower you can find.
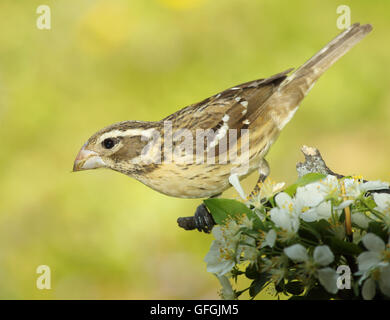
[317,267,339,294]
[343,178,363,198]
[228,173,247,200]
[284,244,308,262]
[361,181,389,192]
[241,236,258,262]
[261,229,277,248]
[352,212,371,229]
[238,214,253,229]
[204,224,240,276]
[296,183,325,207]
[293,176,343,222]
[362,277,376,300]
[284,244,338,294]
[260,180,285,199]
[372,193,390,230]
[205,237,235,276]
[358,233,389,270]
[378,265,390,298]
[343,179,388,199]
[247,179,285,210]
[300,201,332,222]
[216,275,236,300]
[313,245,335,266]
[356,233,390,299]
[204,217,258,276]
[284,244,334,266]
[373,193,390,213]
[319,175,340,197]
[270,192,300,233]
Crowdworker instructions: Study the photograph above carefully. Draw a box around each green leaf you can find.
[313,220,333,237]
[204,198,251,225]
[298,227,319,243]
[249,273,270,298]
[299,220,333,243]
[275,282,285,293]
[284,173,327,196]
[367,221,388,242]
[300,221,322,241]
[230,266,244,283]
[204,198,264,230]
[289,287,332,300]
[303,285,333,300]
[285,281,305,295]
[245,263,259,280]
[327,236,363,255]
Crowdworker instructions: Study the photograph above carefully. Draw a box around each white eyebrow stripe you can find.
[98,128,156,144]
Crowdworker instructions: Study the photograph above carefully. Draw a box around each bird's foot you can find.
[194,203,216,233]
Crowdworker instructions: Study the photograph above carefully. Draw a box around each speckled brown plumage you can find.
[74,23,372,199]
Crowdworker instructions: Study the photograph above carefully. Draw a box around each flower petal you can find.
[296,183,324,207]
[352,212,370,229]
[362,233,385,253]
[357,251,382,272]
[361,181,389,192]
[264,229,277,248]
[379,265,390,298]
[314,245,334,266]
[284,244,308,262]
[300,208,318,222]
[274,192,293,210]
[204,241,235,276]
[362,278,376,300]
[373,193,390,211]
[317,267,338,294]
[270,208,290,231]
[228,173,246,200]
[316,201,332,220]
[216,275,236,300]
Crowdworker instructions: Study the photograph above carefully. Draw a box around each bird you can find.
[73,23,372,232]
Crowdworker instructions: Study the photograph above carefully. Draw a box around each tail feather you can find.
[281,23,372,90]
[255,23,372,131]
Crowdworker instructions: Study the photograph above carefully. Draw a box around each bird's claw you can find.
[194,203,215,233]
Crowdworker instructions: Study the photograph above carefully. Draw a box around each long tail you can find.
[259,23,372,130]
[284,23,372,89]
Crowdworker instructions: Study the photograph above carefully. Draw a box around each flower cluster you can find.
[204,173,390,300]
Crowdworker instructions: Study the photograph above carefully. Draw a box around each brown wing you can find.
[162,68,293,134]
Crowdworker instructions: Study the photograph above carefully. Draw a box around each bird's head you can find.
[73,121,160,175]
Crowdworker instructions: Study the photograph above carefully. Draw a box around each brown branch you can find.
[296,145,343,178]
[297,145,390,194]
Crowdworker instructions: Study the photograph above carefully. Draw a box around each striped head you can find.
[73,121,160,175]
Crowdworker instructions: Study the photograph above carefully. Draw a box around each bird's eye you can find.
[102,138,115,149]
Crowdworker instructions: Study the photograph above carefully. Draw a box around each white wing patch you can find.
[209,113,230,148]
[240,100,248,108]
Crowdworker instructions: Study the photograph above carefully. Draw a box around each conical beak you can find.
[73,145,106,172]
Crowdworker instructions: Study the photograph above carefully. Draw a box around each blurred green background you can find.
[0,0,389,299]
